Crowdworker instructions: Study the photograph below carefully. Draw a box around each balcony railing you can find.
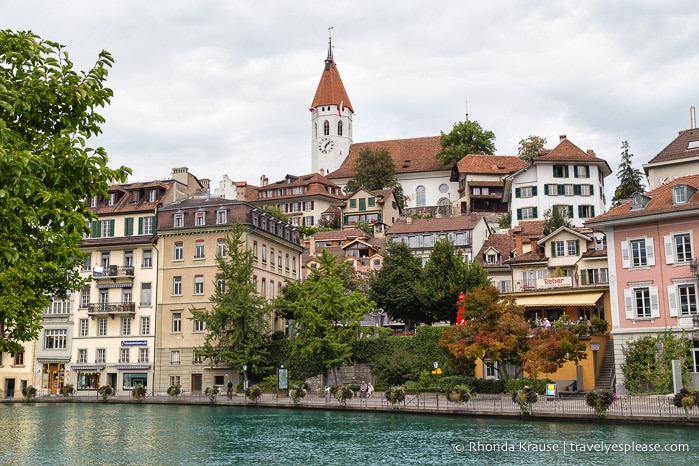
[92,265,134,279]
[87,302,136,316]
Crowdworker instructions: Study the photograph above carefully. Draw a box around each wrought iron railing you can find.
[87,302,136,314]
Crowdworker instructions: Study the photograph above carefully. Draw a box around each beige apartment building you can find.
[155,198,303,394]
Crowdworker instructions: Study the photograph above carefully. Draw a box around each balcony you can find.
[93,265,134,279]
[87,302,136,318]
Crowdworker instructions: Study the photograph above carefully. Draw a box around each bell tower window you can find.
[338,121,343,136]
[323,120,330,136]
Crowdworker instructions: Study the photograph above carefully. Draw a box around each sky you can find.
[3,1,698,204]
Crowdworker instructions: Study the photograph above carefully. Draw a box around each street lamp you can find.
[242,364,248,405]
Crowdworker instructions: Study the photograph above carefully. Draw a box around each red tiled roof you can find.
[645,128,699,165]
[586,173,699,224]
[253,173,343,202]
[513,220,545,239]
[310,57,353,113]
[387,212,485,234]
[475,233,513,266]
[503,251,547,265]
[309,228,367,241]
[327,136,445,179]
[535,138,612,176]
[457,155,527,175]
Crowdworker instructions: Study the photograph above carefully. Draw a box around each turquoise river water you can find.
[0,403,697,465]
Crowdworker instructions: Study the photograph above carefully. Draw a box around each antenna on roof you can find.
[465,99,469,121]
[691,105,696,129]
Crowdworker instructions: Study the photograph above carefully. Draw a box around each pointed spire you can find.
[311,29,353,113]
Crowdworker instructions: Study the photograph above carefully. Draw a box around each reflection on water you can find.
[0,403,697,465]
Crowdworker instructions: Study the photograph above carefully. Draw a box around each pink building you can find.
[586,174,699,389]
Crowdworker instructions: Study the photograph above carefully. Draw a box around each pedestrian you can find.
[367,382,374,398]
[543,317,551,328]
[227,379,233,400]
[359,380,368,398]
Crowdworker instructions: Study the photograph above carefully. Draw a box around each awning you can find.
[71,365,105,371]
[115,364,151,370]
[514,291,603,308]
[96,283,133,289]
[37,358,70,363]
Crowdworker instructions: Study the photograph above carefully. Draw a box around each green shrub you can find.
[504,378,550,394]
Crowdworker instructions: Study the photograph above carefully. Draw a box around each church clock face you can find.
[318,137,334,154]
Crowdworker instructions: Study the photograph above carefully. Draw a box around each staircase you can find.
[594,337,616,391]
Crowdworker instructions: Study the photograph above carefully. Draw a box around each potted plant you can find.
[512,386,538,415]
[334,385,354,405]
[131,384,147,402]
[673,388,699,419]
[246,385,262,403]
[22,385,37,402]
[167,384,182,399]
[384,386,406,407]
[98,385,114,401]
[446,384,471,405]
[585,390,618,416]
[289,385,307,404]
[205,386,220,403]
[60,383,75,397]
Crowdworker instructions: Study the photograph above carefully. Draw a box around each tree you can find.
[345,147,405,208]
[611,140,645,207]
[517,135,547,163]
[191,223,270,377]
[439,287,586,379]
[436,120,496,166]
[275,250,374,385]
[369,241,425,328]
[418,238,491,324]
[542,206,572,236]
[0,30,130,353]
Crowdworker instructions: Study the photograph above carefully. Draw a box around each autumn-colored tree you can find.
[439,286,587,378]
[517,135,547,163]
[436,120,496,166]
[439,287,529,378]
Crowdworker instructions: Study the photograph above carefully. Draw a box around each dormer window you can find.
[108,193,116,206]
[90,195,98,207]
[195,211,206,226]
[216,209,227,225]
[149,189,158,202]
[672,184,689,205]
[630,192,651,211]
[486,252,498,264]
[129,191,140,203]
[174,213,184,228]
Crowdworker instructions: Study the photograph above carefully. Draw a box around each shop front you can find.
[37,358,70,395]
[116,364,151,394]
[71,365,105,391]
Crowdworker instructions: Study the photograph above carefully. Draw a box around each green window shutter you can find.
[564,166,569,178]
[578,205,583,218]
[533,207,538,218]
[517,208,522,220]
[138,217,144,235]
[125,218,133,236]
[378,212,383,223]
[91,220,101,238]
[586,166,590,177]
[344,216,349,226]
[515,188,521,198]
[568,205,574,218]
[152,216,157,234]
[581,271,588,285]
[574,184,581,195]
[532,186,538,196]
[368,197,375,207]
[551,242,556,257]
[557,184,564,195]
[574,165,580,178]
[544,185,549,195]
[109,220,115,237]
[349,199,356,208]
[591,206,595,217]
[590,185,594,195]
[575,240,580,255]
[359,198,366,211]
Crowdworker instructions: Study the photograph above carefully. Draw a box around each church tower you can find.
[310,32,354,175]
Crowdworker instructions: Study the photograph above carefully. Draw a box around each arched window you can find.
[437,197,450,206]
[314,122,317,138]
[323,120,330,136]
[416,185,426,207]
[337,121,343,136]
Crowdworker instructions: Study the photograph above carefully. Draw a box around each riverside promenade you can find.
[9,390,699,427]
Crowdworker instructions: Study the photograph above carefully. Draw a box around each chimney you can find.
[691,106,696,129]
[309,237,316,256]
[559,134,567,142]
[406,216,412,225]
[530,238,539,254]
[586,150,596,157]
[260,175,268,187]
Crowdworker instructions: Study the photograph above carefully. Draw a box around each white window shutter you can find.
[668,285,678,317]
[664,235,674,264]
[650,286,660,318]
[621,240,630,268]
[624,288,634,319]
[646,238,656,267]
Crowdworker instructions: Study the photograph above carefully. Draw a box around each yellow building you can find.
[155,198,303,394]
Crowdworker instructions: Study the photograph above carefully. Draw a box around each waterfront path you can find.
[8,390,699,426]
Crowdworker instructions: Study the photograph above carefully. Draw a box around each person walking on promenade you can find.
[367,383,374,398]
[227,380,233,400]
[359,380,368,398]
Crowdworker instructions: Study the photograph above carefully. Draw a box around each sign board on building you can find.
[536,276,572,289]
[121,340,148,347]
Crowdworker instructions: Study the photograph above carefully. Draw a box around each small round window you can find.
[439,183,449,193]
